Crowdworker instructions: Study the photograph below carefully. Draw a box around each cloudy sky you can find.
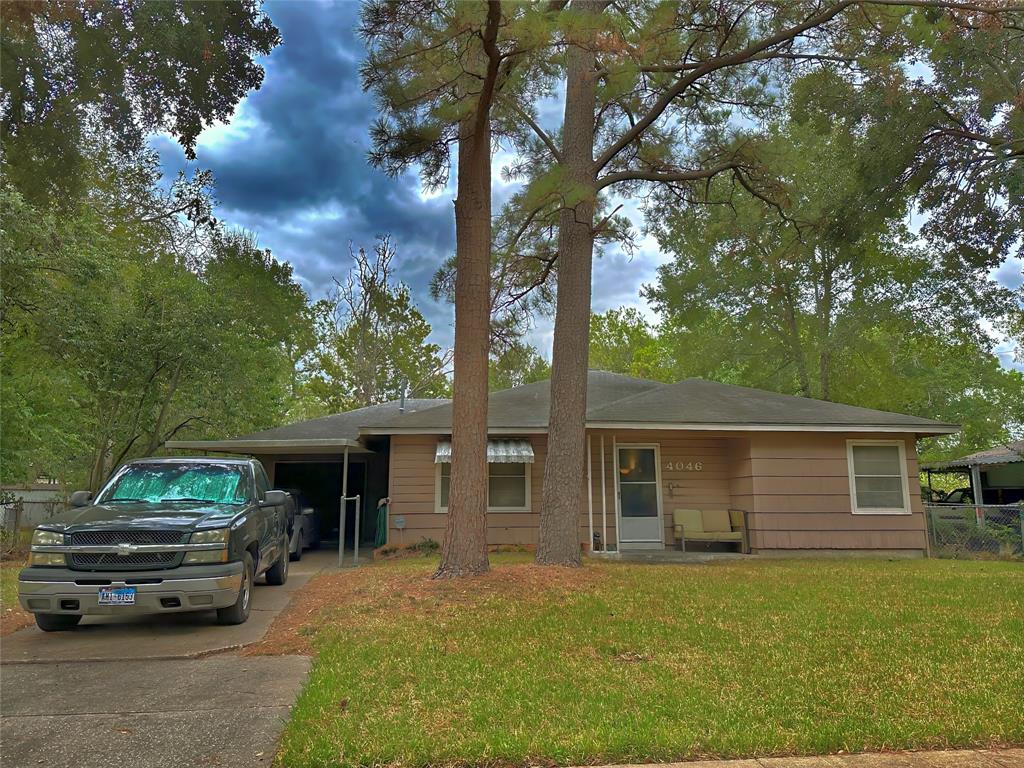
[153,0,661,355]
[154,0,1022,367]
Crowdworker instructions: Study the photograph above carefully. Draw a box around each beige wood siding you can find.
[387,434,548,547]
[389,429,927,554]
[746,432,926,552]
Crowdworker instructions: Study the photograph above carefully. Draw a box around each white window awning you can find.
[434,439,534,464]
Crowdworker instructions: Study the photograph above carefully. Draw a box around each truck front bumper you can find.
[17,562,244,616]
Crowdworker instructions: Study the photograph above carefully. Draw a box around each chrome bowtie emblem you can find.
[116,542,137,556]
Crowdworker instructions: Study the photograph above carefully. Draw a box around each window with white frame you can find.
[437,462,530,512]
[846,440,910,514]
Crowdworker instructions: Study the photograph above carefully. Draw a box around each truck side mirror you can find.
[261,490,288,507]
[70,490,93,507]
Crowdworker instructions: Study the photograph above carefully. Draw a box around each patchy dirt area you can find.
[1,604,32,637]
[244,557,607,657]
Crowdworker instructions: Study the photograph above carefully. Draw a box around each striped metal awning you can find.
[434,439,534,464]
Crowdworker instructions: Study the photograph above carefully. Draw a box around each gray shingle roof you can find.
[364,372,956,434]
[367,371,662,431]
[585,378,956,430]
[923,440,1024,470]
[231,399,450,442]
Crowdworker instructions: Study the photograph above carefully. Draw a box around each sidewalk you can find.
[594,749,1024,768]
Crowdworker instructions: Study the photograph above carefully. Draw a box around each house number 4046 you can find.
[666,461,703,471]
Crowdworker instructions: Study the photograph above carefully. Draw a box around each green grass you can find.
[1,562,21,611]
[276,556,1024,767]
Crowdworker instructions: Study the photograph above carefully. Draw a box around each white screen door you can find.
[617,445,663,547]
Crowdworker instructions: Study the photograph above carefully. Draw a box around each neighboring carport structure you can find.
[165,399,447,551]
[922,440,1024,506]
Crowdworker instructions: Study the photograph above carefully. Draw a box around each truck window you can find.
[254,464,271,501]
[98,463,248,505]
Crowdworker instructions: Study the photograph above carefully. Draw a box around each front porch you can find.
[584,429,753,555]
[587,548,749,564]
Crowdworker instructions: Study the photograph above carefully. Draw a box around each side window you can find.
[846,441,910,514]
[253,464,271,501]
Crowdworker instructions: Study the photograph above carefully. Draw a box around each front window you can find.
[438,462,530,511]
[98,462,249,505]
[847,441,910,514]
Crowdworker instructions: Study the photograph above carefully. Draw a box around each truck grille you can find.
[70,552,179,568]
[70,530,186,546]
[68,530,187,570]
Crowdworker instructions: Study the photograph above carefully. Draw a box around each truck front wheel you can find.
[216,553,253,625]
[35,613,82,632]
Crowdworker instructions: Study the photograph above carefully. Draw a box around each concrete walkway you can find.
[0,655,310,768]
[594,749,1024,767]
[1,550,334,767]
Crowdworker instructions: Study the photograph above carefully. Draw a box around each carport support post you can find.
[353,494,361,567]
[339,445,349,567]
[970,463,984,528]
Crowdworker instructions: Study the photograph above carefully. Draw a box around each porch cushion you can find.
[673,509,704,534]
[683,530,743,541]
[701,509,732,532]
[729,509,745,530]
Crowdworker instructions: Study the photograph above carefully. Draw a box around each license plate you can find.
[98,586,136,605]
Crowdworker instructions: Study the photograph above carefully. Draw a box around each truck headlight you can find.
[29,529,65,566]
[184,528,229,564]
[189,528,229,545]
[32,529,64,546]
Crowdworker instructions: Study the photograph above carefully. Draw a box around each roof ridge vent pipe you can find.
[399,377,408,413]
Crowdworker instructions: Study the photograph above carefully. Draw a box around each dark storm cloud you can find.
[153,0,668,350]
[153,0,1022,363]
[155,0,459,336]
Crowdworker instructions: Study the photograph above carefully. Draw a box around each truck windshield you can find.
[98,463,249,505]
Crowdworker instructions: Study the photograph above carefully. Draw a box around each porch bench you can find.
[673,508,750,554]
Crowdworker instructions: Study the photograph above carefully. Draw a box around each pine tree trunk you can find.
[435,2,502,578]
[536,1,599,567]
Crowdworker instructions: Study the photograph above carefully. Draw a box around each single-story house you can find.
[922,441,1024,506]
[167,371,958,557]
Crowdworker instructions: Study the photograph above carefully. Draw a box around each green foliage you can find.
[634,72,1023,462]
[303,237,451,415]
[361,1,557,190]
[0,151,310,488]
[589,308,670,383]
[489,342,550,392]
[1,0,279,206]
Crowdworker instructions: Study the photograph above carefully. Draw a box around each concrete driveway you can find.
[1,550,334,767]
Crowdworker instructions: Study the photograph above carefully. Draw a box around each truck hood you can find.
[45,502,244,533]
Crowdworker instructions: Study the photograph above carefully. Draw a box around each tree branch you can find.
[595,0,1024,172]
[498,94,563,163]
[596,161,742,190]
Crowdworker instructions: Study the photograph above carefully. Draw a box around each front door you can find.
[616,445,663,548]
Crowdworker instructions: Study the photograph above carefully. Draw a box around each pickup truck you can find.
[18,457,290,631]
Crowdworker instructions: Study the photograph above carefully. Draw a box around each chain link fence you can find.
[925,504,1024,560]
[1,496,25,558]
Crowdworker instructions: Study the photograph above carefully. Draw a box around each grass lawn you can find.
[0,560,32,636]
[266,555,1024,768]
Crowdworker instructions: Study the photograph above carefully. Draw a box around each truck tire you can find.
[216,553,253,625]
[35,613,82,632]
[289,524,303,562]
[265,534,289,586]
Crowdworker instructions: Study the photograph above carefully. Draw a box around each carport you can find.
[165,435,381,550]
[923,440,1024,506]
[164,399,447,551]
